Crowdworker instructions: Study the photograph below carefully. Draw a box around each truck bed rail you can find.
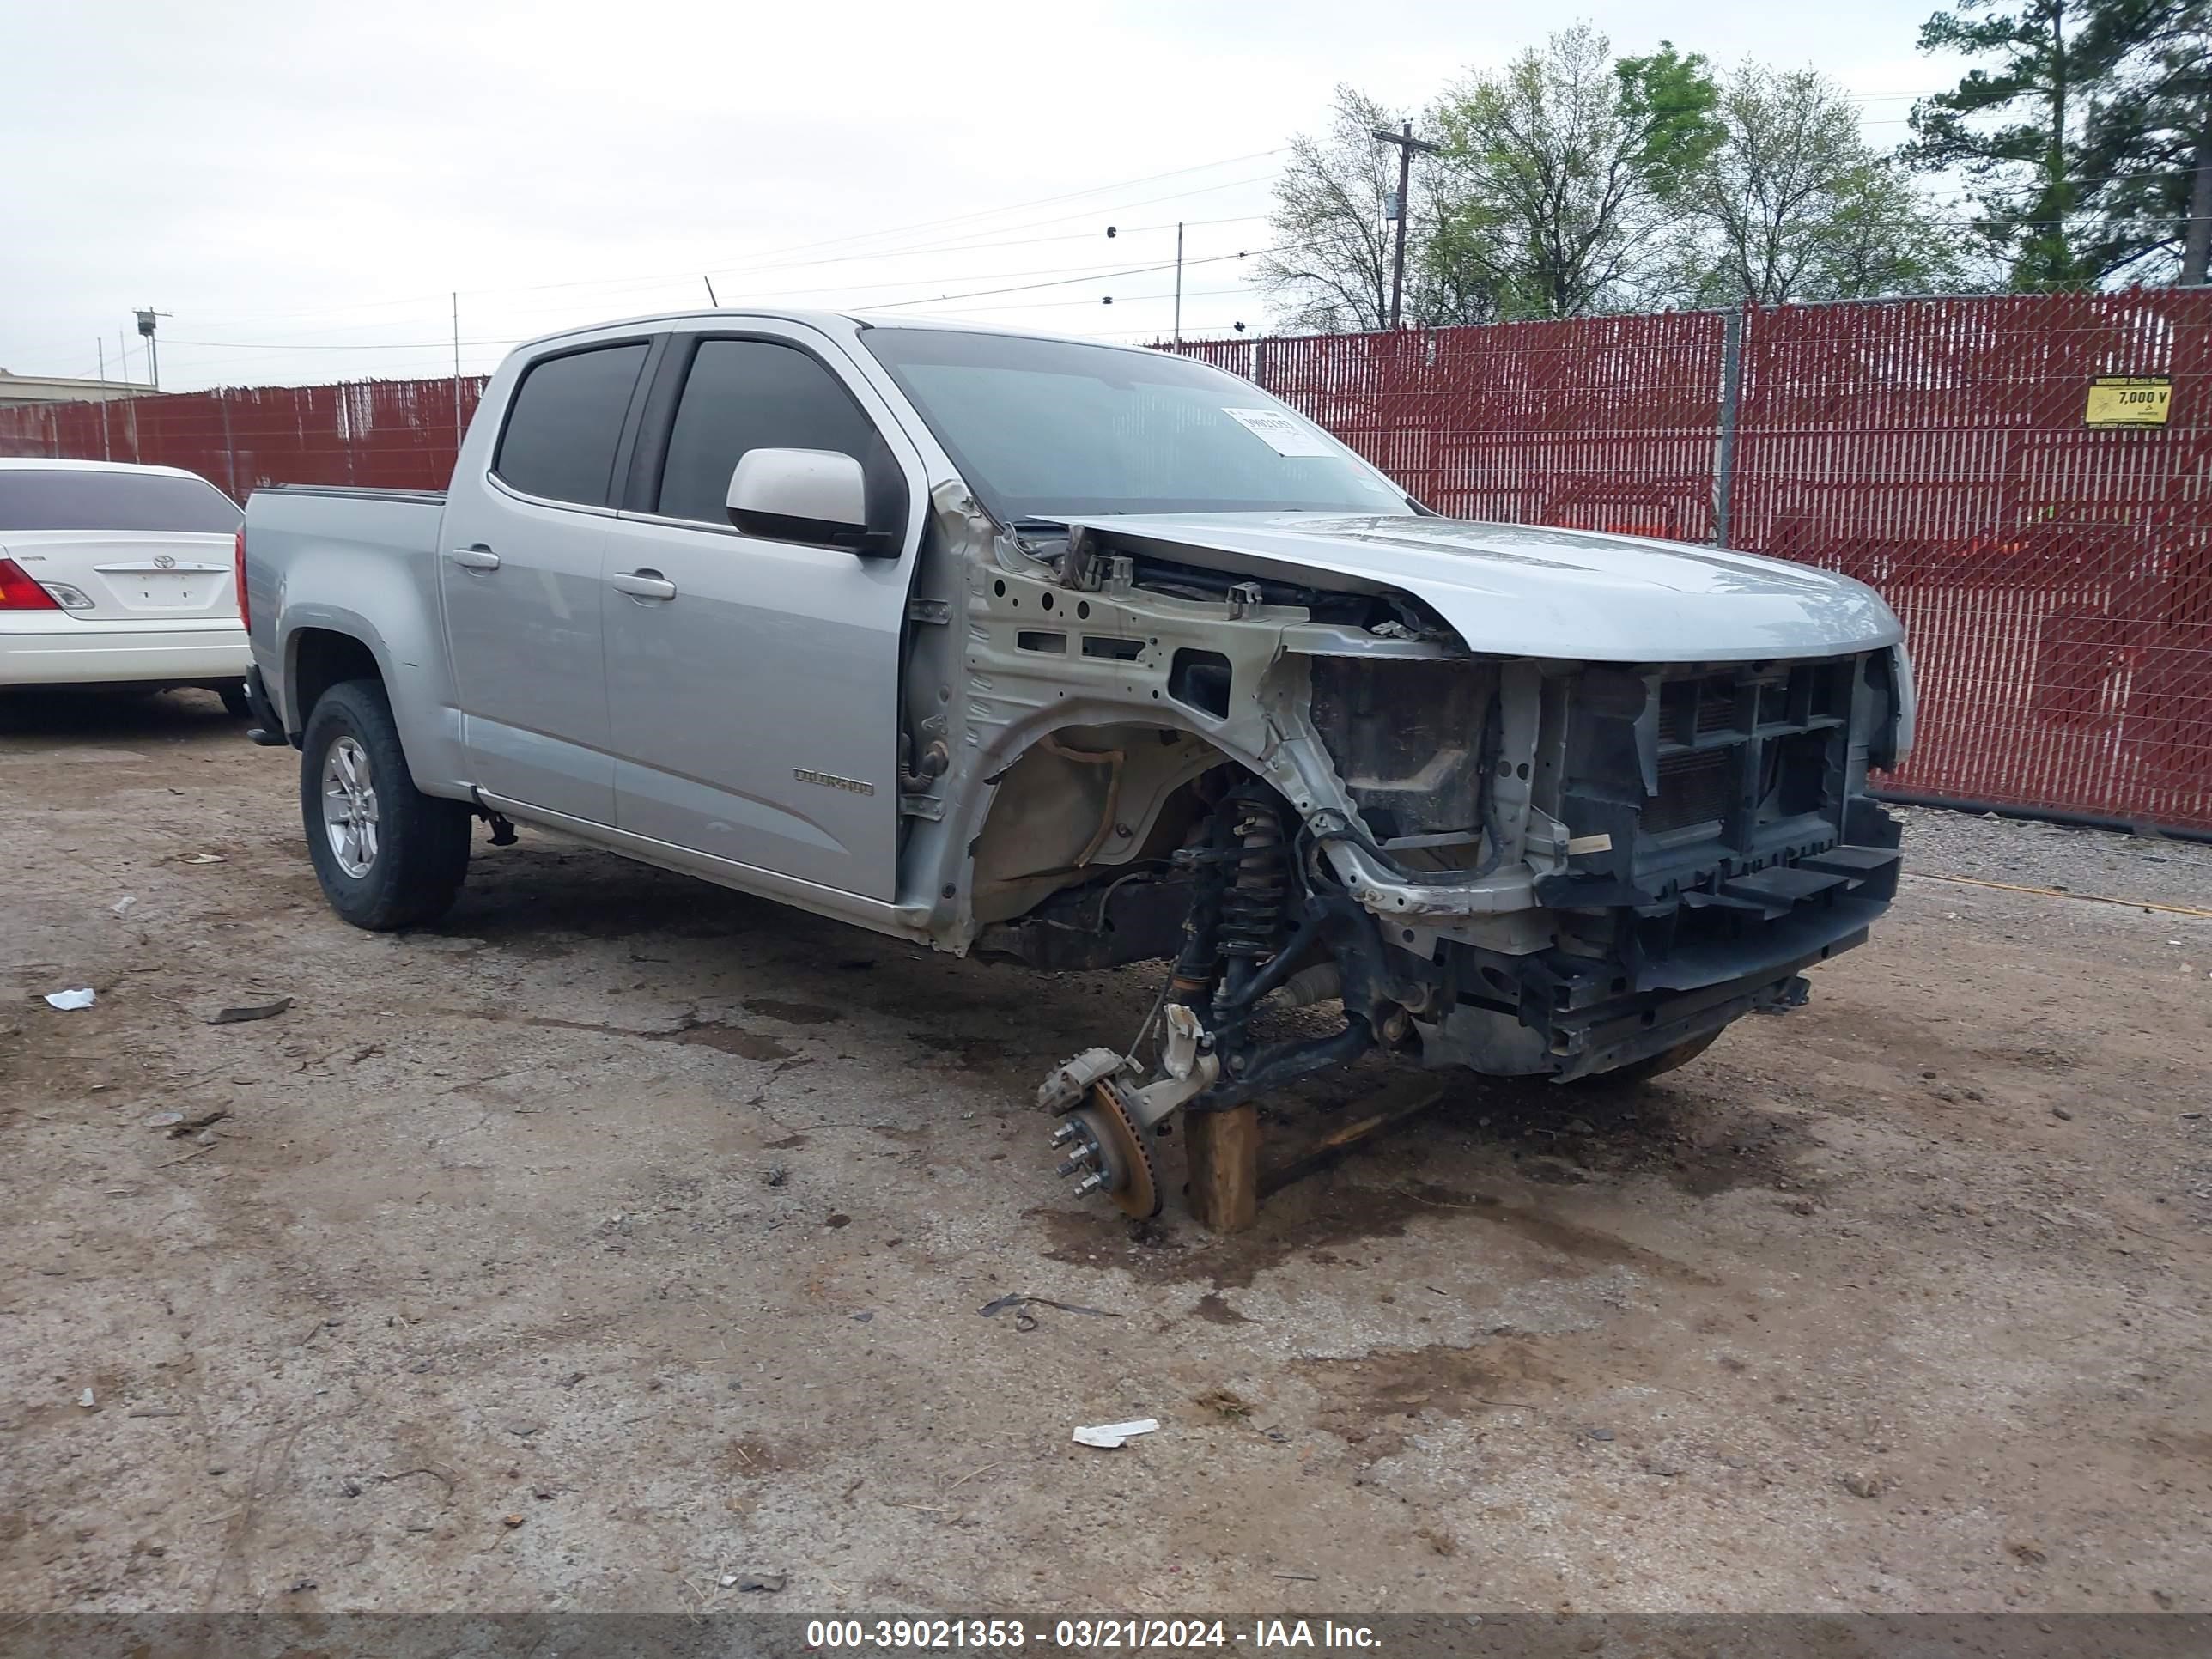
[258,483,447,504]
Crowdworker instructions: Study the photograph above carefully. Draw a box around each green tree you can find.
[1810,162,1987,295]
[1423,27,1724,319]
[1676,64,1973,303]
[2073,0,2211,283]
[1253,86,1497,331]
[1905,0,2110,289]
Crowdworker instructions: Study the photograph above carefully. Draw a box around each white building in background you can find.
[0,369,155,406]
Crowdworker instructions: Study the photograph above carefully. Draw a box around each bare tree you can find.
[1675,64,1972,303]
[1252,86,1406,332]
[1254,87,1494,331]
[1425,27,1724,319]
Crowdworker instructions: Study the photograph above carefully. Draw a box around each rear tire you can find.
[1580,1028,1721,1087]
[301,678,471,930]
[217,682,252,720]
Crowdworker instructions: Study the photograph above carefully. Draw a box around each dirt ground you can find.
[3,689,2209,1617]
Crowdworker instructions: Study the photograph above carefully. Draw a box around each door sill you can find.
[476,792,935,945]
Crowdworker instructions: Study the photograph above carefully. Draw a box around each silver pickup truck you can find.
[240,309,1912,1219]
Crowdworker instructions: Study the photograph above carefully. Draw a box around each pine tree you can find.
[1908,0,2106,288]
[1907,0,2210,286]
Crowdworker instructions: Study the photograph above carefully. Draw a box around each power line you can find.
[139,238,1289,362]
[689,149,1287,285]
[147,277,1280,379]
[418,177,1283,330]
[899,284,1255,320]
[79,181,1287,378]
[147,281,1279,378]
[92,167,2202,381]
[15,88,1984,360]
[164,150,1291,332]
[858,246,1281,311]
[153,262,1213,356]
[20,69,2200,387]
[161,335,519,351]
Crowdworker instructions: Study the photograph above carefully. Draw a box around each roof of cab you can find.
[514,307,1164,360]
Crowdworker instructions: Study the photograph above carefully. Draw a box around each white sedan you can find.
[0,458,250,712]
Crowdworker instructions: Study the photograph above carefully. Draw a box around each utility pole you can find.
[1372,121,1439,329]
[96,340,112,460]
[119,331,141,460]
[452,292,463,441]
[1714,310,1743,549]
[1174,221,1185,345]
[133,307,171,389]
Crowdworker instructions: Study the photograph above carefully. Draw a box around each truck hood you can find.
[1062,512,1904,663]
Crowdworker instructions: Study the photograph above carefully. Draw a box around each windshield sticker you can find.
[1222,406,1338,458]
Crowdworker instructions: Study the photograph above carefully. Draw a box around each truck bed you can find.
[241,483,453,757]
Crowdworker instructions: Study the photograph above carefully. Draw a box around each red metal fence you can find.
[1178,293,2212,835]
[3,293,2207,831]
[1200,313,1735,541]
[0,376,489,497]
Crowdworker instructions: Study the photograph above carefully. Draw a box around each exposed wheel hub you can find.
[1049,1085,1159,1218]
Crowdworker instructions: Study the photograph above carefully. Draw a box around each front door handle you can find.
[447,545,501,571]
[611,569,678,601]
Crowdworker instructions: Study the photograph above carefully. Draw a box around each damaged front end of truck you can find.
[902,493,1911,1219]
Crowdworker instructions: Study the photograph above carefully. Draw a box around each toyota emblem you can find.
[154,553,177,569]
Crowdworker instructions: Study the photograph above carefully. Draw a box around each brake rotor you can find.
[1071,1084,1160,1219]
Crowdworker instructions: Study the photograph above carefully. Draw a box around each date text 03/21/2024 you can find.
[804,1620,1382,1650]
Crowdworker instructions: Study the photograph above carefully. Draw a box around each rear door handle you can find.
[611,569,678,601]
[447,545,501,571]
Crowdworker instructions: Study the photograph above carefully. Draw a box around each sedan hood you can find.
[1063,512,1903,663]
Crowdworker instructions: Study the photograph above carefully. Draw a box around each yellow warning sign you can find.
[2085,376,2172,427]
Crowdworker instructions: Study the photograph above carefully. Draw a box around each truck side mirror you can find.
[726,449,890,555]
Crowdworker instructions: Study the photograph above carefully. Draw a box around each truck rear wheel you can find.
[300,678,471,930]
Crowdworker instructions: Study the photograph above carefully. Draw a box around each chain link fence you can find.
[4,292,2206,831]
[1175,292,2211,836]
[0,375,488,498]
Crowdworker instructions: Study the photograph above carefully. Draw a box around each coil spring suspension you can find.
[1215,799,1290,1007]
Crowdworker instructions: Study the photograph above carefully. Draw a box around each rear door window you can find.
[494,343,650,507]
[0,469,240,532]
[654,339,880,525]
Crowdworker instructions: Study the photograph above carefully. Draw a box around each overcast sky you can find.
[2,0,1966,393]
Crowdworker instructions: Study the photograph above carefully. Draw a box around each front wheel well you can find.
[965,725,1241,926]
[289,629,382,732]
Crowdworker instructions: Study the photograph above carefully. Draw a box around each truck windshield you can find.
[0,469,241,534]
[858,328,1413,522]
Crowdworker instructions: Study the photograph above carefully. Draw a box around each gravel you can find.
[7,694,2210,1613]
[1893,802,2212,914]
